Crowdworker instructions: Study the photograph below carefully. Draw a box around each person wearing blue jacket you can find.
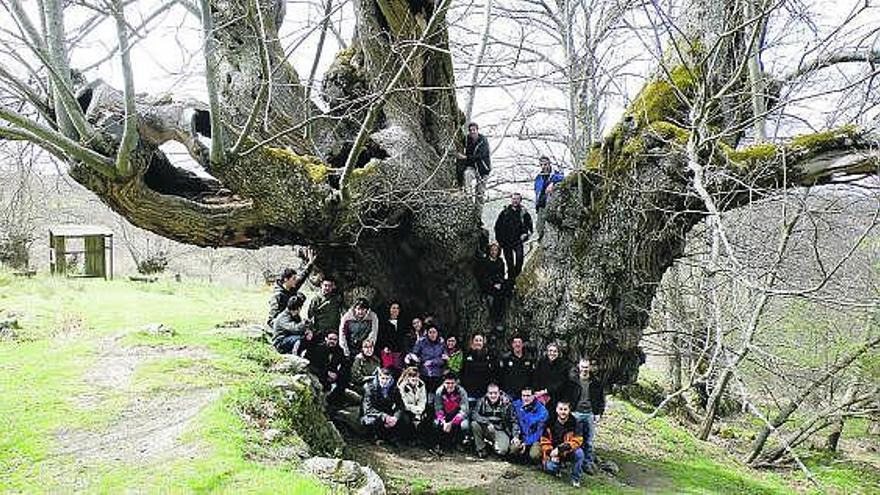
[533,156,564,241]
[405,324,447,394]
[510,385,549,464]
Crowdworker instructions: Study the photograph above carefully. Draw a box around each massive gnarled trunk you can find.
[2,0,878,386]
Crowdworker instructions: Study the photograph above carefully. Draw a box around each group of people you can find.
[267,276,606,487]
[466,122,565,324]
[264,124,594,486]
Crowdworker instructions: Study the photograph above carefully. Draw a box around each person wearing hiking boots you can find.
[498,333,535,398]
[431,373,470,455]
[568,357,606,476]
[307,276,344,337]
[510,385,548,464]
[361,367,411,446]
[540,400,585,488]
[470,383,516,458]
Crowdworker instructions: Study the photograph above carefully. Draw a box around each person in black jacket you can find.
[565,357,606,473]
[460,334,495,406]
[305,332,347,406]
[532,342,571,412]
[480,243,507,325]
[494,192,533,281]
[266,260,313,327]
[457,122,491,202]
[376,300,404,371]
[361,368,411,444]
[498,334,535,398]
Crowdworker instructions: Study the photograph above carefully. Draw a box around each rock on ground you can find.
[303,456,386,495]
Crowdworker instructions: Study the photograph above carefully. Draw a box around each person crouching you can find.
[471,383,515,459]
[540,400,585,488]
[361,367,410,446]
[431,373,469,455]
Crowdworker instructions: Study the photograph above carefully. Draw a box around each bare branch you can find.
[112,0,138,176]
[198,0,225,165]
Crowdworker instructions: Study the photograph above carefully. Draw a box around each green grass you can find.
[0,272,328,494]
[600,402,790,495]
[1,271,877,494]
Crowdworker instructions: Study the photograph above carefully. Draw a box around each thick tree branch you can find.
[716,127,880,209]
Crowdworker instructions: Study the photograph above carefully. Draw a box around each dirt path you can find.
[349,440,651,494]
[56,331,219,466]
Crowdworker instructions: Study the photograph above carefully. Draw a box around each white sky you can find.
[2,0,879,198]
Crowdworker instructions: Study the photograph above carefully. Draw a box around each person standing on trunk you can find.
[494,192,533,281]
[533,156,564,241]
[457,122,491,203]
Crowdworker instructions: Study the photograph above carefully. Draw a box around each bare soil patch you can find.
[349,440,632,494]
[57,331,219,465]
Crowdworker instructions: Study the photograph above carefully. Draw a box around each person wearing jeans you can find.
[569,357,606,473]
[540,401,585,488]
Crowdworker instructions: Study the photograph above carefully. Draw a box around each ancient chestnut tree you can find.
[0,0,877,385]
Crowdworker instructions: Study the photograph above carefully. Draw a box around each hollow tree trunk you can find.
[4,0,879,389]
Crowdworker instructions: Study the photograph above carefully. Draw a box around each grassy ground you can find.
[0,272,327,494]
[1,272,877,494]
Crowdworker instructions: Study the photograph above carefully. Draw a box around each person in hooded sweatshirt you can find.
[361,367,410,445]
[339,297,379,359]
[532,342,571,411]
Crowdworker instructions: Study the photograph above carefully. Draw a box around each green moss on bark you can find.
[790,125,858,150]
[726,143,778,163]
[628,66,696,127]
[262,147,330,183]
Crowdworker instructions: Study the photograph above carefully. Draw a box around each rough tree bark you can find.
[2,0,878,388]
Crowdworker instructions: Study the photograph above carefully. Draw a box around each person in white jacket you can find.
[397,366,428,444]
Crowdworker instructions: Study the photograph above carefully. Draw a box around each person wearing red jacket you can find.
[431,373,470,455]
[540,400,585,488]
